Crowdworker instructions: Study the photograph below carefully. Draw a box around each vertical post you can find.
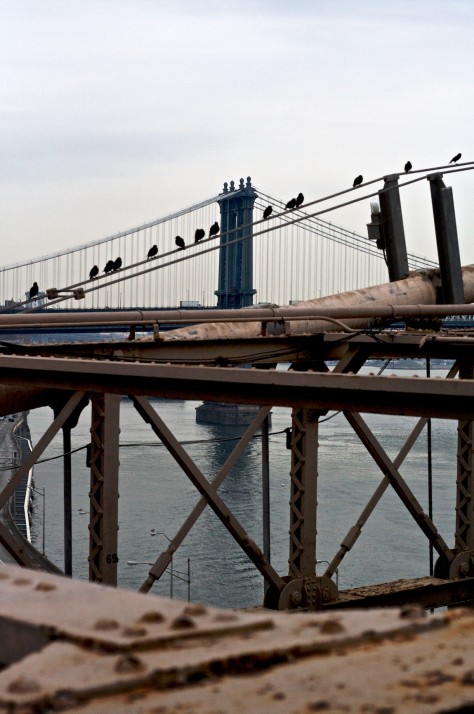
[262,414,271,590]
[378,174,409,281]
[428,173,464,304]
[456,363,474,555]
[288,408,319,579]
[215,177,257,308]
[63,426,72,576]
[88,393,120,586]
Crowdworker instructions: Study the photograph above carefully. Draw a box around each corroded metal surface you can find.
[0,566,473,712]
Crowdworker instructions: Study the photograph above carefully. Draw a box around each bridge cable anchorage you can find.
[2,163,472,311]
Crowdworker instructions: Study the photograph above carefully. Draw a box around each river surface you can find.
[26,367,457,608]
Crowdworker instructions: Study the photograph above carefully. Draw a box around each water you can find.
[26,368,458,608]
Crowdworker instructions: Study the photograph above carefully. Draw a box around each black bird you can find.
[89,265,99,280]
[194,228,205,243]
[175,235,185,249]
[209,221,219,238]
[353,174,363,188]
[285,197,297,210]
[28,282,39,300]
[104,259,115,274]
[295,192,304,208]
[450,152,462,164]
[147,244,158,260]
[113,257,122,271]
[404,161,412,173]
[263,205,273,219]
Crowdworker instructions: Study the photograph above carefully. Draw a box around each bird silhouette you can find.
[194,228,205,243]
[28,282,39,300]
[353,175,363,188]
[175,236,185,249]
[263,205,273,219]
[209,221,219,238]
[295,192,304,208]
[103,260,115,274]
[147,244,158,260]
[404,161,412,173]
[113,257,122,271]
[450,152,462,164]
[285,198,297,210]
[89,265,99,280]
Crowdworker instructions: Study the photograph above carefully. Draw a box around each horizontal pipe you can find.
[0,265,473,333]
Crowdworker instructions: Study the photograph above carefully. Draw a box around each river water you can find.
[26,367,457,608]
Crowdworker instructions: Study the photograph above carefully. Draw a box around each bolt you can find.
[459,562,469,576]
[290,590,302,606]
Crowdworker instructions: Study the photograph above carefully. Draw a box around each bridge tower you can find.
[215,177,257,308]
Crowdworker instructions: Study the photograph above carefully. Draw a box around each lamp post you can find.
[152,530,173,598]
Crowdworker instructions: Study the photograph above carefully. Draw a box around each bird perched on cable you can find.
[285,197,297,210]
[89,265,99,280]
[28,282,39,300]
[295,192,304,208]
[209,221,219,238]
[404,161,412,173]
[450,152,462,164]
[103,259,115,274]
[194,228,205,243]
[175,236,185,249]
[263,205,273,219]
[353,174,363,188]
[113,257,122,271]
[147,244,158,260]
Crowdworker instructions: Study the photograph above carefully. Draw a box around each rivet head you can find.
[93,618,120,631]
[139,610,165,624]
[8,677,40,694]
[170,615,196,630]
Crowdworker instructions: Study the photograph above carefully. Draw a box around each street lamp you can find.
[151,530,173,598]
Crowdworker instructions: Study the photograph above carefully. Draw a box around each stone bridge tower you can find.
[215,177,257,308]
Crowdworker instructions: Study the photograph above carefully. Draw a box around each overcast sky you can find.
[1,0,473,269]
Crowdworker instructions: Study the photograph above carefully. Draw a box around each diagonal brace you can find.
[345,410,454,564]
[0,391,86,510]
[132,397,284,593]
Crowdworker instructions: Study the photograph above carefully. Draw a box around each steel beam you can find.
[132,397,284,594]
[88,394,120,585]
[456,363,474,559]
[288,409,319,580]
[3,355,474,419]
[345,411,454,565]
[378,174,409,281]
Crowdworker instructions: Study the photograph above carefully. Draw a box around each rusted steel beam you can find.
[88,394,120,586]
[0,387,60,418]
[2,355,474,419]
[135,400,273,594]
[132,397,285,593]
[326,576,474,611]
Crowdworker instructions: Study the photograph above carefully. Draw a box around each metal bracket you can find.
[449,551,474,580]
[277,576,338,611]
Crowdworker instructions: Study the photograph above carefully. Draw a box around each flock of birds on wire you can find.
[25,153,463,302]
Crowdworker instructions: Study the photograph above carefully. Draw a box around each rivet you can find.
[93,618,120,630]
[35,582,56,592]
[115,654,145,673]
[183,604,207,616]
[170,615,196,630]
[139,611,165,624]
[8,677,40,694]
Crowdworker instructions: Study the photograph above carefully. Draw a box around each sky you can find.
[1,0,473,269]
